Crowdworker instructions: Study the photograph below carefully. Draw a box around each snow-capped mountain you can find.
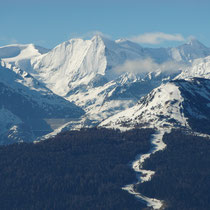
[25,36,186,123]
[4,36,207,98]
[1,35,210,142]
[30,35,148,96]
[168,38,210,62]
[100,77,210,134]
[0,43,49,72]
[0,61,84,144]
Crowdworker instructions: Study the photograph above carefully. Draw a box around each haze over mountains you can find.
[1,35,210,144]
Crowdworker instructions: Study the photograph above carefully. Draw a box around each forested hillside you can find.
[137,130,210,210]
[0,128,154,210]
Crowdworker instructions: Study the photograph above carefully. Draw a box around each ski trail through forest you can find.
[122,129,170,209]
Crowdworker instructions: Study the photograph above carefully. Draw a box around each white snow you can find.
[2,36,209,132]
[168,38,210,62]
[0,36,182,128]
[177,56,210,79]
[28,35,147,97]
[0,60,78,109]
[122,129,170,210]
[1,35,210,144]
[100,82,189,130]
[1,44,49,73]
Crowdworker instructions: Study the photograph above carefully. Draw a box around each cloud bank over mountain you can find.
[113,58,187,74]
[129,32,185,44]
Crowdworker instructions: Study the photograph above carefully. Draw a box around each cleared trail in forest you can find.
[123,129,170,210]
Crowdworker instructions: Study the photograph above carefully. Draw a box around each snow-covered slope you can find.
[0,61,84,144]
[177,56,210,79]
[30,35,147,96]
[1,44,49,72]
[26,36,183,124]
[0,60,84,117]
[0,44,48,58]
[1,36,187,97]
[168,38,210,62]
[1,36,210,138]
[100,78,210,134]
[100,81,188,130]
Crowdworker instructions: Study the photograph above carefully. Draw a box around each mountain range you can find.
[1,36,210,144]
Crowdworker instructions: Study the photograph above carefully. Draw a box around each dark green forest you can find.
[0,128,209,210]
[137,130,210,210]
[0,128,154,210]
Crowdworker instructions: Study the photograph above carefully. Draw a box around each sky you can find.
[1,0,210,49]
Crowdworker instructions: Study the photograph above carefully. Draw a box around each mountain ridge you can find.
[1,36,210,143]
[100,77,210,135]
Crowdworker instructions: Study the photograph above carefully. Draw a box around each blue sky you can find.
[1,0,210,49]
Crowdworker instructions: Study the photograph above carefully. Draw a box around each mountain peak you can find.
[91,34,108,42]
[186,38,206,48]
[170,38,210,62]
[91,35,119,50]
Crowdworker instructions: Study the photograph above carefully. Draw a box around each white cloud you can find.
[113,58,187,75]
[129,32,185,44]
[114,58,157,74]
